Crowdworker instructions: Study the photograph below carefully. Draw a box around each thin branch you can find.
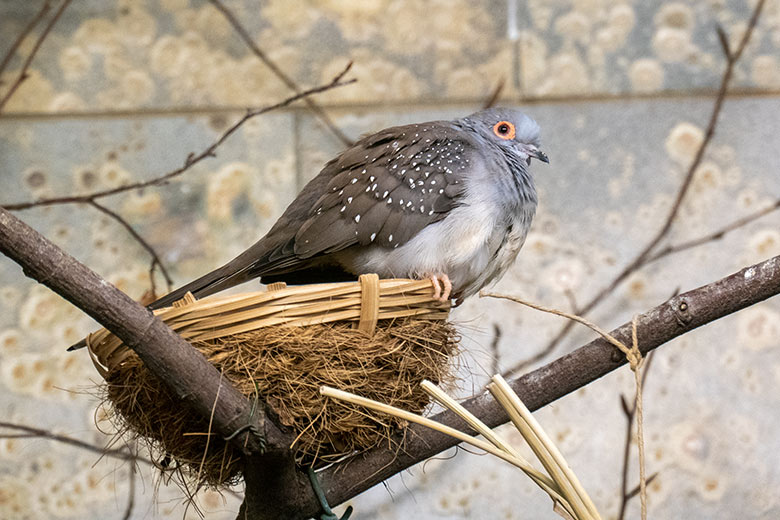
[482,79,505,109]
[208,0,354,147]
[646,199,780,263]
[715,26,731,59]
[0,421,137,462]
[488,323,502,375]
[563,288,578,313]
[504,0,767,376]
[89,200,173,293]
[122,456,136,520]
[625,473,658,502]
[0,0,71,113]
[0,1,51,86]
[2,63,353,297]
[1,62,355,211]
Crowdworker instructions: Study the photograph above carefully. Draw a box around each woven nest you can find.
[88,276,458,487]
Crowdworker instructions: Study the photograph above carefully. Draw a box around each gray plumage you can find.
[149,107,547,309]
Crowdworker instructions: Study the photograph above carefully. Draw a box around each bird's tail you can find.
[66,249,262,351]
[147,258,256,310]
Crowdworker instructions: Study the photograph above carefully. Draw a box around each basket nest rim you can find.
[87,274,451,377]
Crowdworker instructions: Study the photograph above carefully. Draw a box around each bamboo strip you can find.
[319,386,558,489]
[489,376,600,520]
[357,274,380,334]
[419,381,573,514]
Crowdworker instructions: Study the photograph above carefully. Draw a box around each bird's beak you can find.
[530,148,549,164]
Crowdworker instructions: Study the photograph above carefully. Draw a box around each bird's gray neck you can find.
[500,153,537,208]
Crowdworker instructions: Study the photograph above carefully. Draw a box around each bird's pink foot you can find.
[428,274,453,302]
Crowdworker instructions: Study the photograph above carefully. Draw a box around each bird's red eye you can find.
[493,121,515,140]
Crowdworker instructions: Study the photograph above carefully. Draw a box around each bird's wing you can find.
[284,122,471,260]
[148,122,471,309]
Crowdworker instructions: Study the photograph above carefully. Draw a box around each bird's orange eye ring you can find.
[493,121,515,140]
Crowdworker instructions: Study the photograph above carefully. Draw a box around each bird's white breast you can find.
[341,188,535,298]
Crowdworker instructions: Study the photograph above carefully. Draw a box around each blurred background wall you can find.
[1,0,779,518]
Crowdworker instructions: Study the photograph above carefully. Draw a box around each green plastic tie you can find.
[308,467,353,520]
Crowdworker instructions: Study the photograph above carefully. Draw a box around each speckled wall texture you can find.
[1,1,779,519]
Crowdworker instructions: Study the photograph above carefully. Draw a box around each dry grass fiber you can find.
[102,317,459,487]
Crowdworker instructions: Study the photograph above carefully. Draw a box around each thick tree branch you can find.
[241,254,780,518]
[0,207,292,458]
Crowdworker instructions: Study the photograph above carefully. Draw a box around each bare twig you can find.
[0,421,138,462]
[122,451,137,520]
[209,0,354,147]
[1,419,159,518]
[646,199,780,263]
[89,200,173,293]
[483,79,505,109]
[504,0,767,376]
[2,62,354,211]
[488,323,502,375]
[625,473,658,502]
[3,63,353,298]
[0,1,51,86]
[563,288,578,313]
[715,26,731,58]
[0,0,71,113]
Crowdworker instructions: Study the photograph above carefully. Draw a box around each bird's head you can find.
[463,107,549,166]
